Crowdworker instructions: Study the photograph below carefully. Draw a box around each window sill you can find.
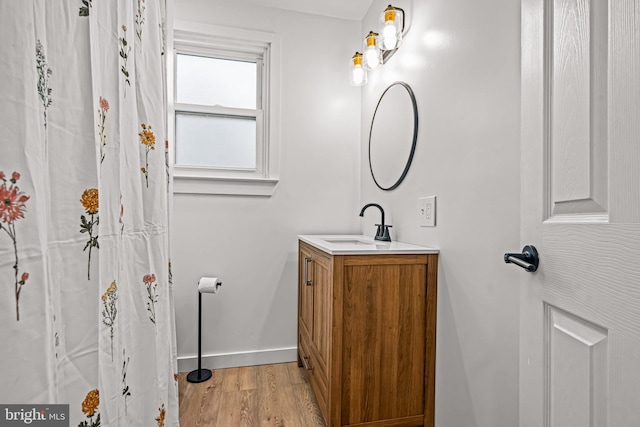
[173,174,279,196]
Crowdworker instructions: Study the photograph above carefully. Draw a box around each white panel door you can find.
[520,0,640,426]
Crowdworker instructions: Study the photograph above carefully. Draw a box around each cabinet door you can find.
[310,251,331,376]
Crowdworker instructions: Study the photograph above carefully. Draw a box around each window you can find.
[175,54,259,169]
[171,22,280,195]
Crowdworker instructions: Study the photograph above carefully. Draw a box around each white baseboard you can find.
[177,346,298,373]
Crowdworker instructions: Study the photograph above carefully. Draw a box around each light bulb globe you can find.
[382,23,398,50]
[352,67,365,85]
[365,48,380,69]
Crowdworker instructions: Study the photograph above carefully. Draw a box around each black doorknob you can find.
[504,245,539,272]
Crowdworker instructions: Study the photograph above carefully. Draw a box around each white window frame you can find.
[175,49,264,173]
[170,21,280,196]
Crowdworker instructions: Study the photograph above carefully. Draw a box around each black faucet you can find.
[359,203,392,242]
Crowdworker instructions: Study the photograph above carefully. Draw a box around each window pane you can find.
[176,54,257,109]
[175,113,257,169]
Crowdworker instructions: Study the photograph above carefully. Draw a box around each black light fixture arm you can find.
[396,6,406,34]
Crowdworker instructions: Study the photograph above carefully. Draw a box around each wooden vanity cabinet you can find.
[297,240,438,427]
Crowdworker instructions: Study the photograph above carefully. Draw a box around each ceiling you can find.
[214,0,375,21]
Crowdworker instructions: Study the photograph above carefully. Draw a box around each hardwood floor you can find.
[178,362,326,426]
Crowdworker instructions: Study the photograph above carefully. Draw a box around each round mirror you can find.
[368,82,418,191]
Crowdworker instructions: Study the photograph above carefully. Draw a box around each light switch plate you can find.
[418,196,436,227]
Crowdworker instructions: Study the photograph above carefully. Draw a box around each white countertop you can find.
[298,235,439,255]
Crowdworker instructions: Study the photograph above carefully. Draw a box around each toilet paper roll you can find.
[198,277,222,294]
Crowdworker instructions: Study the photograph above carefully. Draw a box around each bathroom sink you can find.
[322,238,375,246]
[298,235,439,255]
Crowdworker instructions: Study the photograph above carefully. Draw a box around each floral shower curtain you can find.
[0,1,178,426]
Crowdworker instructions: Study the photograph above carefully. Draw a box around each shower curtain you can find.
[0,1,179,426]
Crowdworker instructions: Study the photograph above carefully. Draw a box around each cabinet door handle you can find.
[302,356,313,370]
[304,257,313,286]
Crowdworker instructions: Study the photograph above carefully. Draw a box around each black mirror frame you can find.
[368,81,418,191]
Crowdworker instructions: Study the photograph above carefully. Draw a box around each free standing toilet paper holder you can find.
[187,278,222,383]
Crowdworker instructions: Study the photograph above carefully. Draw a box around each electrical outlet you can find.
[418,196,436,227]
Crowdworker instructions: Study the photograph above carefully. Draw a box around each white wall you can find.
[359,1,521,427]
[172,1,362,370]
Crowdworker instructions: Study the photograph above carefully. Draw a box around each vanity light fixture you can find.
[380,5,404,51]
[363,31,382,70]
[350,4,406,86]
[349,52,367,86]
